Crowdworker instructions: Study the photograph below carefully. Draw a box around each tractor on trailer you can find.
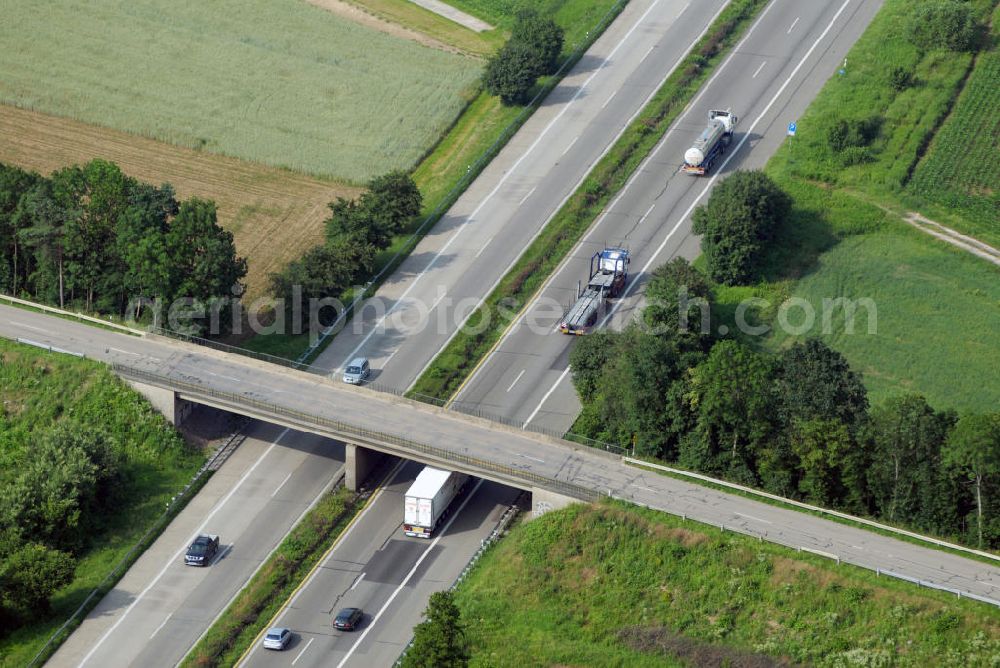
[559,247,631,335]
[403,467,469,538]
[681,110,738,175]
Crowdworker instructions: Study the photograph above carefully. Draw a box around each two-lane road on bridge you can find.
[4,308,1000,611]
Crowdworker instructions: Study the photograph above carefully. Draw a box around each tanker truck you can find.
[681,110,738,175]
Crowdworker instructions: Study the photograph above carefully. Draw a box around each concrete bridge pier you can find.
[126,380,193,427]
[345,443,384,491]
[530,487,581,519]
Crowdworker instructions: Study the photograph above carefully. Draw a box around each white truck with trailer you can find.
[681,110,738,175]
[403,467,470,538]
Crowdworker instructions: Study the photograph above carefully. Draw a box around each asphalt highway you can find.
[4,308,1000,608]
[313,0,731,389]
[453,0,887,435]
[239,461,519,668]
[46,421,345,668]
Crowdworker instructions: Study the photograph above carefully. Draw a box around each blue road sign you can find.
[787,122,797,136]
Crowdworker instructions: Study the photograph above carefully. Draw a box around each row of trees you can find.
[571,257,1000,547]
[572,164,1000,548]
[484,10,565,105]
[269,170,422,330]
[0,160,246,333]
[0,424,125,619]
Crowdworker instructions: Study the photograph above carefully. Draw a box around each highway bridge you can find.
[4,305,1000,609]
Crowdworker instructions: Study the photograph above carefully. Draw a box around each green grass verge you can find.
[709,0,1000,414]
[179,485,361,667]
[409,0,771,400]
[243,0,624,363]
[344,0,505,55]
[455,501,1000,667]
[0,339,204,668]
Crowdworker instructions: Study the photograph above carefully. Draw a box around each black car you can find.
[185,534,220,566]
[333,607,363,631]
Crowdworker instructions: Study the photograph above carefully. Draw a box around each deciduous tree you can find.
[691,170,789,285]
[944,413,1000,548]
[402,591,469,668]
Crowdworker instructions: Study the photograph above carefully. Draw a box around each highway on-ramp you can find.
[239,461,519,668]
[3,307,1000,610]
[46,421,345,668]
[313,0,731,389]
[452,0,886,435]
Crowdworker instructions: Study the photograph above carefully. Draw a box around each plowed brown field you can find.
[0,104,360,300]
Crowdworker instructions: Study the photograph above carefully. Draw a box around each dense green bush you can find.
[692,170,791,285]
[907,0,980,52]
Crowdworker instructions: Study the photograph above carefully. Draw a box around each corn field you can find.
[908,49,1000,245]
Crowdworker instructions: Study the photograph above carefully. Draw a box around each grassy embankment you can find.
[409,0,771,400]
[244,0,625,360]
[455,501,1000,667]
[712,0,1000,413]
[0,340,204,667]
[180,485,362,668]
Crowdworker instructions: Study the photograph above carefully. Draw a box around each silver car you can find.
[342,357,371,384]
[262,627,291,650]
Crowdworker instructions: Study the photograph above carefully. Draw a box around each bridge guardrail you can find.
[114,364,602,503]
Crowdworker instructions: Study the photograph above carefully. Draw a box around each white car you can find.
[262,627,291,650]
[342,357,371,384]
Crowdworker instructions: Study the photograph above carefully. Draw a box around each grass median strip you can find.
[408,0,771,401]
[179,484,362,668]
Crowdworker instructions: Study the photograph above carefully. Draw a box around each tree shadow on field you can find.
[758,198,839,285]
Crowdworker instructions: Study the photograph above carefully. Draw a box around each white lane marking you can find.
[431,290,449,311]
[735,512,772,525]
[335,480,485,668]
[383,348,399,366]
[215,544,233,562]
[561,135,579,156]
[110,347,139,356]
[605,0,855,325]
[474,236,494,259]
[639,202,656,223]
[519,187,537,206]
[523,366,570,428]
[411,0,732,397]
[851,545,864,551]
[205,370,241,383]
[292,637,314,666]
[520,453,545,464]
[79,428,291,667]
[602,89,618,109]
[635,485,657,493]
[341,0,667,373]
[282,460,406,612]
[506,369,526,393]
[272,472,293,498]
[788,16,800,33]
[149,614,171,639]
[641,44,655,62]
[517,0,845,427]
[350,572,367,591]
[11,321,46,332]
[753,60,767,78]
